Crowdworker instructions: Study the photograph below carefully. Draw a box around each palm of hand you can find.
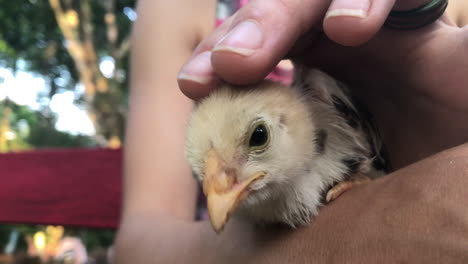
[295,18,468,168]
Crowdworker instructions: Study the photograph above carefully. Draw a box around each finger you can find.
[323,0,440,46]
[178,17,234,99]
[180,0,436,99]
[179,0,332,98]
[211,0,431,85]
[211,0,331,86]
[323,0,395,46]
[177,51,221,99]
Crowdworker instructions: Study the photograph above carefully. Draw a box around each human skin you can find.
[115,0,468,263]
[118,145,468,263]
[178,0,468,169]
[120,0,216,223]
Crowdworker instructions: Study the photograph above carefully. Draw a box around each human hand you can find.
[178,0,468,168]
[248,143,468,263]
[177,0,444,96]
[115,144,468,264]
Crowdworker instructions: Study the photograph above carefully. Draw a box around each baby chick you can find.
[185,67,388,232]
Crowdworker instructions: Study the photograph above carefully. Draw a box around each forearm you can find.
[116,0,217,262]
[116,213,259,264]
[123,84,197,218]
[121,0,216,220]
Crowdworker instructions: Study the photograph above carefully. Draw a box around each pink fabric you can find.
[0,148,122,228]
[239,0,248,6]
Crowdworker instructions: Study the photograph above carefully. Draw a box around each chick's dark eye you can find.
[249,124,269,148]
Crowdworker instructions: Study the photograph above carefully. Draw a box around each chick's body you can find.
[185,69,386,229]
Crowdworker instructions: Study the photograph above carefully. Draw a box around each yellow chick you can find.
[185,68,388,232]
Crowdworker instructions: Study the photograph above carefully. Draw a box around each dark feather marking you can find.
[291,79,298,87]
[331,95,360,129]
[342,157,365,176]
[331,90,392,171]
[331,95,350,115]
[314,129,328,154]
[347,118,359,129]
[352,100,392,172]
[302,82,311,91]
[297,69,390,173]
[372,144,391,172]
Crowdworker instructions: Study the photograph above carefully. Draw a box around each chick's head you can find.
[185,81,317,232]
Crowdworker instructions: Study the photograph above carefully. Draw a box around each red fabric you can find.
[0,148,122,229]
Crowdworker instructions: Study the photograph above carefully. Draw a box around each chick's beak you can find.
[203,149,264,233]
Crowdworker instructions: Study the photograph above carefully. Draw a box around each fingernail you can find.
[325,0,370,19]
[213,20,263,56]
[178,51,213,84]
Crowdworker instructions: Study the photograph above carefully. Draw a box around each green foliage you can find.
[0,39,15,59]
[0,224,116,257]
[0,225,11,249]
[0,0,78,92]
[1,102,95,150]
[0,224,38,252]
[0,0,135,256]
[27,114,95,148]
[65,228,115,250]
[0,0,135,97]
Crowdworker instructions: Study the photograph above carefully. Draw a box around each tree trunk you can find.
[0,99,12,152]
[48,0,129,147]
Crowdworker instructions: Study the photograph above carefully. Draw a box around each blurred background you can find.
[0,0,136,263]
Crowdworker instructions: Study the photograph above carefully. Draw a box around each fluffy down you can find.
[185,68,386,227]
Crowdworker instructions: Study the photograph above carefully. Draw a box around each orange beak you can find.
[203,149,264,233]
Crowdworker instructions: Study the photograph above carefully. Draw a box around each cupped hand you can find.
[115,144,468,264]
[178,0,468,168]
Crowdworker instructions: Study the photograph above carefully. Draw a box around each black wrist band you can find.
[385,0,449,30]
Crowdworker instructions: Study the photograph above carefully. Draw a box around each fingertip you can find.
[211,50,273,85]
[178,77,219,100]
[209,17,273,85]
[178,51,219,99]
[323,0,395,46]
[209,0,328,85]
[323,16,377,46]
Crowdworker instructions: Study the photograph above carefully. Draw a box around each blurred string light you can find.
[30,226,65,261]
[65,10,79,27]
[4,230,19,254]
[99,56,115,79]
[123,7,137,21]
[33,231,46,253]
[5,131,16,140]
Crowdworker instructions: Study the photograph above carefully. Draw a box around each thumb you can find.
[179,0,420,99]
[210,0,330,86]
[211,0,400,84]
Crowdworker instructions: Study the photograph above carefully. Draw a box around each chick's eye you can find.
[249,123,269,149]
